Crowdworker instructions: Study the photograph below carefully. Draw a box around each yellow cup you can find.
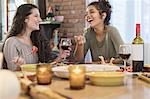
[68,65,86,90]
[36,63,52,85]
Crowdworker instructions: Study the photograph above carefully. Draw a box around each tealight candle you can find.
[36,63,52,85]
[68,65,86,90]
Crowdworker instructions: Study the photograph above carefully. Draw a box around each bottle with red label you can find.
[132,24,144,72]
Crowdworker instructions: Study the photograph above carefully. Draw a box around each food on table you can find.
[99,56,106,64]
[109,57,115,65]
[20,78,68,99]
[99,56,115,66]
[116,66,132,72]
[138,72,150,83]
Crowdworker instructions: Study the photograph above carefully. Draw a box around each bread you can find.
[20,78,67,99]
[30,85,66,99]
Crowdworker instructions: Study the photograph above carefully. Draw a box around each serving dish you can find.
[52,64,120,78]
[15,71,36,81]
[86,72,124,86]
[20,64,37,72]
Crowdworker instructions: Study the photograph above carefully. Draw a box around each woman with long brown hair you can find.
[3,4,70,71]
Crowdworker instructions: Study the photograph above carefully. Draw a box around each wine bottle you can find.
[132,24,144,72]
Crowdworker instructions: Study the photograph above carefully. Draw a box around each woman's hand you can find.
[74,35,86,46]
[11,56,26,66]
[59,47,71,59]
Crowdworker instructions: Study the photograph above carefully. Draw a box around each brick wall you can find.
[46,0,86,38]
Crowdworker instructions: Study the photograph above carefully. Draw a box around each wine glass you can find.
[60,38,72,63]
[119,44,131,72]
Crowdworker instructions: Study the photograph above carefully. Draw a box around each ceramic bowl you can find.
[54,16,64,22]
[15,71,36,81]
[52,64,120,78]
[87,72,124,86]
[20,64,37,72]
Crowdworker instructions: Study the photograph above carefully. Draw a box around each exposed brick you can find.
[62,2,72,6]
[63,6,74,10]
[50,0,85,37]
[72,0,84,5]
[53,0,62,3]
[63,0,71,2]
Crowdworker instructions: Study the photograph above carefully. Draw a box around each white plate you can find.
[52,64,120,78]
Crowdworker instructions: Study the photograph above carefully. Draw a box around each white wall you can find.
[86,0,150,64]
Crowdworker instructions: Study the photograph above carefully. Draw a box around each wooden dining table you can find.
[19,75,150,99]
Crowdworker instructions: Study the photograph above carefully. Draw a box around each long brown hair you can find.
[2,4,54,68]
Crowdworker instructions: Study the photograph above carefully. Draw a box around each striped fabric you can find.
[3,37,38,71]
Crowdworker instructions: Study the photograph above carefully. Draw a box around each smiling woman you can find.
[2,3,71,71]
[3,4,41,70]
[74,1,124,63]
[86,0,150,64]
[0,0,39,42]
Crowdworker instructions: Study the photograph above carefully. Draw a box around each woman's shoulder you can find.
[106,25,118,32]
[5,37,19,45]
[84,27,94,37]
[5,37,17,42]
[106,25,120,35]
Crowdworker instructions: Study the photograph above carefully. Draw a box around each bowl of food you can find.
[87,72,124,86]
[15,71,36,81]
[20,64,37,72]
[20,64,38,81]
[52,64,120,78]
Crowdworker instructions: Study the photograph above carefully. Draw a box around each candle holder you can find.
[68,65,86,90]
[36,63,52,85]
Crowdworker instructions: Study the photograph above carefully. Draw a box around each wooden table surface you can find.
[19,75,150,99]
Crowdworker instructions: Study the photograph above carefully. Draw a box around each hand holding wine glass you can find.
[119,44,131,72]
[60,38,72,63]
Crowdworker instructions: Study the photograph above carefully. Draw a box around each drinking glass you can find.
[60,38,72,63]
[68,65,86,90]
[36,63,52,85]
[119,44,131,72]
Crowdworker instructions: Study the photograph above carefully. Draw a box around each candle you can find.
[36,63,52,85]
[69,65,86,90]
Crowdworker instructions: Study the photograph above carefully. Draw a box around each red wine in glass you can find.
[60,38,71,50]
[61,45,70,50]
[119,54,131,60]
[60,38,72,63]
[119,45,131,72]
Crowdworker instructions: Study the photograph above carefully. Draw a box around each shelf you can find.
[40,21,61,25]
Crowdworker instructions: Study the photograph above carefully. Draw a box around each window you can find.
[0,0,38,41]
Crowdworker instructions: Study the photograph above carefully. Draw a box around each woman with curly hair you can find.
[2,4,70,71]
[74,0,124,63]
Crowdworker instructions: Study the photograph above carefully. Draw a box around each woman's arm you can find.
[3,38,25,71]
[74,35,86,62]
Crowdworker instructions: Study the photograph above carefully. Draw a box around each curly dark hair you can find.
[88,0,112,25]
[2,4,54,68]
